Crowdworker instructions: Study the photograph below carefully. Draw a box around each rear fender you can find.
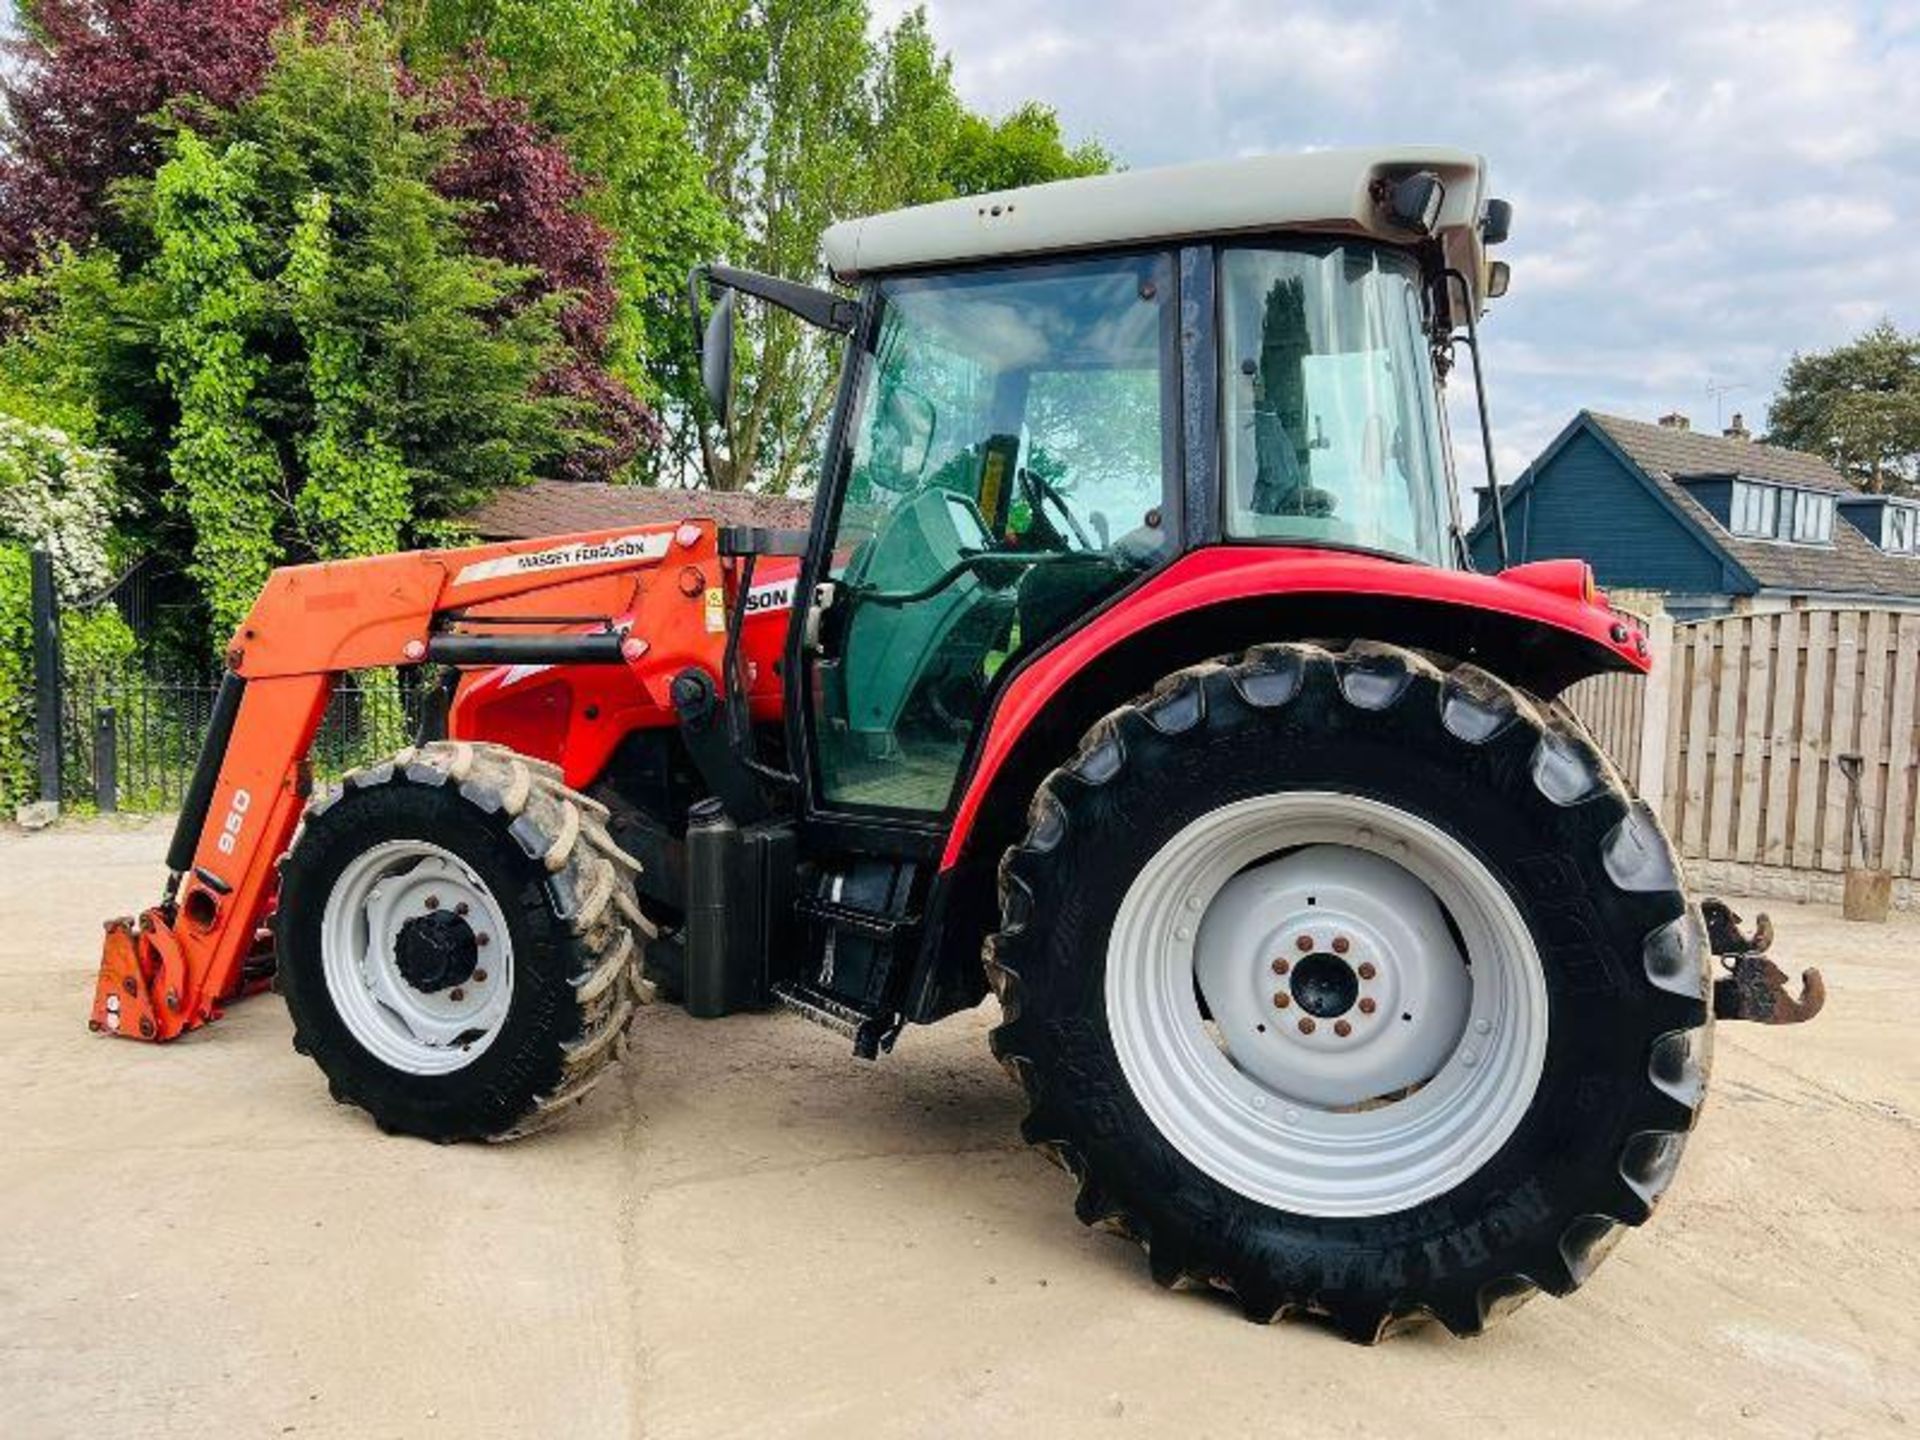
[903,547,1648,1021]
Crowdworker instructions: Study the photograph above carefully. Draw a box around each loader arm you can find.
[92,522,729,1042]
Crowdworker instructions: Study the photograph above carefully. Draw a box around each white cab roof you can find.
[822,146,1494,301]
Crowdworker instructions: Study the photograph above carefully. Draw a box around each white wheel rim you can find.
[1105,791,1548,1218]
[320,840,516,1076]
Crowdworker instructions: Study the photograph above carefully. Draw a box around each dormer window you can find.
[1885,504,1918,554]
[1724,479,1833,545]
[1787,489,1834,543]
[1729,480,1777,537]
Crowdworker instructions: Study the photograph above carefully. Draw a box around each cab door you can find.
[797,251,1180,833]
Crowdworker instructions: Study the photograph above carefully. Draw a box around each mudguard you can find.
[943,548,1647,871]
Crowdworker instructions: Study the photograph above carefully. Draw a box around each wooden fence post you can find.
[30,548,62,809]
[1634,612,1675,824]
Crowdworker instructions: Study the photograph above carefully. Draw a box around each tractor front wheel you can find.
[278,741,651,1142]
[987,642,1712,1340]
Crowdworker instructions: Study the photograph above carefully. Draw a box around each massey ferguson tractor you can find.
[91,147,1822,1341]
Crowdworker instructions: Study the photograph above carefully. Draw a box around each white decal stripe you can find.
[452,531,672,588]
[743,579,798,616]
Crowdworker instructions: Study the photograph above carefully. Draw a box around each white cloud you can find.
[878,0,1920,475]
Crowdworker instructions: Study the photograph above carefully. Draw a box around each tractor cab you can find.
[688,149,1513,1038]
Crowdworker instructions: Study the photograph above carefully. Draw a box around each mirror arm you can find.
[1442,267,1510,571]
[708,262,859,336]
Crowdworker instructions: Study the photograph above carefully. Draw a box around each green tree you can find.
[649,1,1113,491]
[283,189,409,561]
[148,130,285,637]
[1767,320,1920,495]
[23,20,579,645]
[388,0,733,476]
[943,102,1112,196]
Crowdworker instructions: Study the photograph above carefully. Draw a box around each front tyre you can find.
[278,741,651,1142]
[987,643,1712,1341]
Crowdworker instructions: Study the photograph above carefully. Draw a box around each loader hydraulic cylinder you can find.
[166,672,248,879]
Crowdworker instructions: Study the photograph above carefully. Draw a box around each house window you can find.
[1729,480,1778,537]
[1788,490,1834,544]
[1885,504,1918,554]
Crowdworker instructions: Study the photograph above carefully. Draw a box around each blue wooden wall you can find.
[1470,426,1736,594]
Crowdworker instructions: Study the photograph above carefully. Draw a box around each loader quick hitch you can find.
[1700,898,1827,1026]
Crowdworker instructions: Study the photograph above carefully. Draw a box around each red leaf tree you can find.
[425,59,656,481]
[0,0,285,269]
[1,7,655,480]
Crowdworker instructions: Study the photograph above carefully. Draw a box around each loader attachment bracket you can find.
[1700,897,1826,1026]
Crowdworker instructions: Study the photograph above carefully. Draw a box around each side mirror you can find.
[701,287,736,427]
[1480,197,1513,246]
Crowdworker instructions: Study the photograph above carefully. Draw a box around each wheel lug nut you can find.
[1272,992,1291,1009]
[473,969,488,983]
[1356,962,1377,980]
[1334,1019,1352,1037]
[449,987,465,1002]
[1359,997,1377,1015]
[425,896,440,911]
[1295,935,1314,952]
[455,902,469,917]
[1297,1017,1316,1035]
[1332,936,1350,954]
[1271,957,1290,976]
[476,934,490,948]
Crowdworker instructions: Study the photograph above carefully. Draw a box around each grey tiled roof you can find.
[1590,412,1855,493]
[1587,412,1920,599]
[463,480,815,540]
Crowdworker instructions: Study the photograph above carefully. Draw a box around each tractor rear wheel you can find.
[987,642,1712,1340]
[278,741,651,1142]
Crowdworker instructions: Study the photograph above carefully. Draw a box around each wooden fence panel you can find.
[1886,614,1920,874]
[1761,608,1801,867]
[1565,604,1920,882]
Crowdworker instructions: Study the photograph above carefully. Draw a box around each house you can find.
[464,479,814,542]
[1469,411,1920,619]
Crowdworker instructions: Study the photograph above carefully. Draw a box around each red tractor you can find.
[92,147,1819,1340]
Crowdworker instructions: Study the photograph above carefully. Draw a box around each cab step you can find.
[771,981,899,1060]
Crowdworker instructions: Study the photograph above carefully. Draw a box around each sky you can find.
[878,0,1920,481]
[2,1,1914,486]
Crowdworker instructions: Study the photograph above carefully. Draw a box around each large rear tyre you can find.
[278,741,651,1142]
[987,642,1712,1341]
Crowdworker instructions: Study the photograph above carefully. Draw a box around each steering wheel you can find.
[1018,465,1095,551]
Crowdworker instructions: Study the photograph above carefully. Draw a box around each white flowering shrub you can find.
[0,413,134,808]
[0,413,119,601]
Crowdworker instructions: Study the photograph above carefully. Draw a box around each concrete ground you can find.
[2,816,1917,1440]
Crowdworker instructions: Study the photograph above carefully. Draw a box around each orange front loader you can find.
[90,519,753,1042]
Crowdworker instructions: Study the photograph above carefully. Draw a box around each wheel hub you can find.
[1288,952,1358,1018]
[394,909,480,994]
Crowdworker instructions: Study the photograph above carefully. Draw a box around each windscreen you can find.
[1220,244,1449,564]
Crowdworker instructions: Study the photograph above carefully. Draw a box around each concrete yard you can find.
[3,816,1917,1438]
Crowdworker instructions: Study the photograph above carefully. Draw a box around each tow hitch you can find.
[1701,898,1826,1025]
